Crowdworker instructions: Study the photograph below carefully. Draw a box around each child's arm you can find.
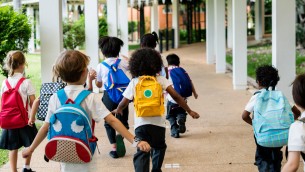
[29,94,36,108]
[242,110,252,125]
[113,97,130,115]
[292,105,301,120]
[166,86,200,119]
[88,69,97,91]
[282,151,300,172]
[104,114,150,152]
[28,97,39,127]
[191,80,198,99]
[22,122,49,158]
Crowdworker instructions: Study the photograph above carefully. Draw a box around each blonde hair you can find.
[54,50,90,83]
[3,51,26,76]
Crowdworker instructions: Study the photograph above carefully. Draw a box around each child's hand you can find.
[88,69,97,81]
[22,147,33,158]
[112,109,123,116]
[189,110,200,119]
[193,92,198,99]
[137,141,151,152]
[28,117,36,127]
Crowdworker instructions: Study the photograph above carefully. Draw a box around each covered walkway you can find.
[0,43,300,172]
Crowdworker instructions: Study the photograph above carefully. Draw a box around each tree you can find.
[63,16,85,50]
[296,0,305,48]
[0,6,31,76]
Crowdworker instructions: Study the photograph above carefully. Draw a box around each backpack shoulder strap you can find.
[57,89,68,106]
[299,118,305,123]
[5,79,12,89]
[15,78,26,90]
[74,90,91,105]
[113,59,121,68]
[102,61,111,69]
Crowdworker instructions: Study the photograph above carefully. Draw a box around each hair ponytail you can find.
[3,51,26,76]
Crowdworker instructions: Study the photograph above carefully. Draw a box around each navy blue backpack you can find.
[169,67,192,98]
[102,59,130,104]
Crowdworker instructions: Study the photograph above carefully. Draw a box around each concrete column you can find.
[172,0,180,49]
[13,0,21,12]
[272,0,296,100]
[232,0,247,90]
[118,0,129,56]
[151,2,160,51]
[26,6,35,53]
[62,0,68,19]
[227,0,233,48]
[107,0,118,36]
[35,9,40,50]
[39,0,63,83]
[255,0,263,40]
[73,4,79,21]
[214,0,226,73]
[206,0,215,64]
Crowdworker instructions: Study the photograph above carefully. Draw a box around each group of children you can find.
[0,32,200,172]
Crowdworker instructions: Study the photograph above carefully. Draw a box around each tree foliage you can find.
[0,6,31,76]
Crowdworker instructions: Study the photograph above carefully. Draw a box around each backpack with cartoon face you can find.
[134,76,164,117]
[45,89,97,163]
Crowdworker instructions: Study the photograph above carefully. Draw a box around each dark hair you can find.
[129,48,163,78]
[292,74,305,109]
[256,65,280,89]
[140,31,159,48]
[166,54,180,66]
[98,36,124,58]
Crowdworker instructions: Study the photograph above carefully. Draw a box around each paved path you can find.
[1,43,302,172]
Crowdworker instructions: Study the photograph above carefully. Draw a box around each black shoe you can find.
[116,134,126,157]
[177,119,186,133]
[109,151,119,159]
[22,168,35,172]
[171,133,180,138]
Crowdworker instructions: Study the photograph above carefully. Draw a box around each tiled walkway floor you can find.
[1,43,302,172]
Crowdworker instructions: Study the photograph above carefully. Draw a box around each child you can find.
[166,54,198,138]
[95,36,130,158]
[22,50,151,172]
[282,74,305,172]
[242,65,291,172]
[114,48,200,172]
[0,51,37,172]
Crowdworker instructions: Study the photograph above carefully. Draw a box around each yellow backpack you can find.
[134,76,164,117]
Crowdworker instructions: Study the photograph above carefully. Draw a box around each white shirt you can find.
[123,76,172,129]
[1,73,36,108]
[287,112,305,153]
[96,57,129,90]
[44,85,110,172]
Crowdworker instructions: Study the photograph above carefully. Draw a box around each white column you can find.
[272,0,296,100]
[227,0,233,48]
[26,6,35,53]
[206,0,215,64]
[73,4,80,21]
[35,9,40,50]
[13,0,21,12]
[62,0,68,19]
[39,0,63,83]
[255,0,263,40]
[151,2,160,51]
[214,0,226,73]
[172,0,180,49]
[232,0,247,90]
[84,0,99,69]
[118,0,129,56]
[107,0,118,36]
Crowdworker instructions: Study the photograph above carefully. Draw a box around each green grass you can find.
[128,44,140,50]
[0,54,41,167]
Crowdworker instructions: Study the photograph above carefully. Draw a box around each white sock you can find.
[23,165,30,170]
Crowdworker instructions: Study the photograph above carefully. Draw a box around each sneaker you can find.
[22,168,35,172]
[116,134,126,157]
[177,119,186,133]
[109,151,119,159]
[171,133,180,138]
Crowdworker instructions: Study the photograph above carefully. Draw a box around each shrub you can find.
[63,16,85,50]
[0,6,31,77]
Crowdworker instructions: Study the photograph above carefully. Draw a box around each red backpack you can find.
[0,78,28,129]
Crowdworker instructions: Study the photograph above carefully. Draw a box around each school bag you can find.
[0,78,28,129]
[45,89,98,163]
[134,76,164,117]
[169,66,192,98]
[253,89,294,148]
[102,59,130,104]
[37,82,66,121]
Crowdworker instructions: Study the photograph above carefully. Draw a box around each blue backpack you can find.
[102,59,130,104]
[169,67,192,98]
[253,89,294,148]
[45,89,98,163]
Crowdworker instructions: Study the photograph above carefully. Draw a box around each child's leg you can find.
[9,150,18,172]
[177,109,187,134]
[134,126,152,172]
[166,102,179,137]
[270,147,283,172]
[24,153,32,168]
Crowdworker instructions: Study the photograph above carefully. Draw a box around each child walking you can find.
[282,74,305,172]
[95,36,130,158]
[22,50,150,172]
[242,65,294,172]
[165,54,198,138]
[115,48,200,172]
[0,51,37,172]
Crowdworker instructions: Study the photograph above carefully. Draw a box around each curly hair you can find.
[98,36,124,58]
[129,48,163,78]
[292,74,305,109]
[256,65,280,89]
[140,31,159,49]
